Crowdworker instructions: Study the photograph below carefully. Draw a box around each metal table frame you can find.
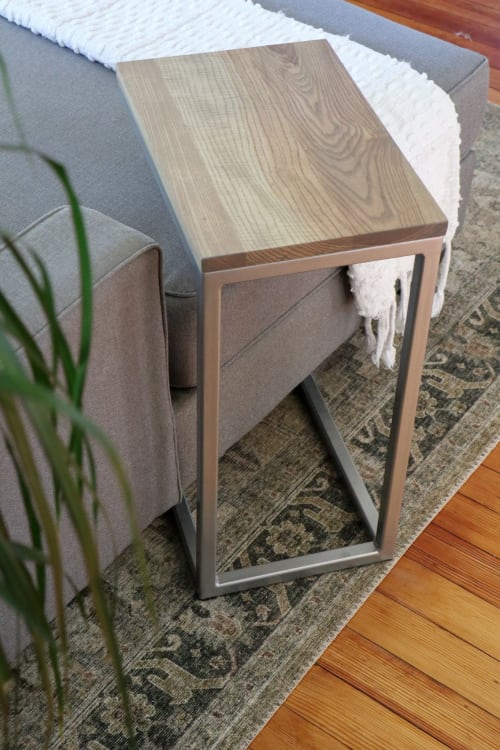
[174,235,442,598]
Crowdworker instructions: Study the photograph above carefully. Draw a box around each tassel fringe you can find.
[366,241,453,368]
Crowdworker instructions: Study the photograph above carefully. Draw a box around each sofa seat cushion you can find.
[167,266,347,388]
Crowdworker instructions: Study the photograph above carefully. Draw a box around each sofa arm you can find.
[0,205,181,659]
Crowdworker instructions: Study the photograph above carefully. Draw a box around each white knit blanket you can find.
[1,0,461,366]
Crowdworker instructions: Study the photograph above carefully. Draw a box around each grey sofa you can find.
[0,1,489,660]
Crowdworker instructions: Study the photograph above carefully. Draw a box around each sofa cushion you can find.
[0,204,181,519]
[0,205,182,659]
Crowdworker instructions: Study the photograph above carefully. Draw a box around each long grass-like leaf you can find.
[28,249,79,516]
[4,438,46,599]
[0,145,91,404]
[19,401,136,744]
[40,157,93,492]
[0,398,67,651]
[30,634,56,750]
[30,252,76,388]
[0,289,50,387]
[0,234,77,389]
[0,356,153,607]
[41,159,92,384]
[0,534,53,643]
[0,319,154,620]
[4,542,49,564]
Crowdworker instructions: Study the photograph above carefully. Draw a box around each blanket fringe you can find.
[366,243,452,368]
[365,300,397,369]
[432,239,451,317]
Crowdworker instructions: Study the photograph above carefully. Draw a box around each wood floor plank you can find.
[463,0,500,12]
[319,628,500,750]
[483,443,500,473]
[391,0,499,48]
[286,665,449,750]
[349,1,500,68]
[350,0,500,45]
[466,0,500,11]
[409,523,500,607]
[378,556,500,657]
[433,493,500,556]
[489,68,500,93]
[458,464,500,512]
[348,590,500,716]
[250,704,350,749]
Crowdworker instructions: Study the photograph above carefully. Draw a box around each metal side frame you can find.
[174,237,443,598]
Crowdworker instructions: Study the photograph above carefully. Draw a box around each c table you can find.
[117,40,447,598]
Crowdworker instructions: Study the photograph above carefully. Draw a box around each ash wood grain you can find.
[117,40,446,272]
[319,628,500,750]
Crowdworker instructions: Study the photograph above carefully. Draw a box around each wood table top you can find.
[117,40,447,273]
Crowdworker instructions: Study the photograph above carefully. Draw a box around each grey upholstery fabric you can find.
[0,206,182,659]
[170,267,347,388]
[0,8,488,388]
[173,268,359,489]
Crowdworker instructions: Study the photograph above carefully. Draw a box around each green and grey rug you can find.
[12,104,499,750]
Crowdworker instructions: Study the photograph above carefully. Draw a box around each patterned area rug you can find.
[11,104,499,750]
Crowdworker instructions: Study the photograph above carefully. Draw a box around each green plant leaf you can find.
[0,234,77,389]
[0,401,66,648]
[0,288,50,387]
[4,437,46,599]
[4,542,49,564]
[30,250,77,387]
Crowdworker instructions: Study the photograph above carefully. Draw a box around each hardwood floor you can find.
[349,0,500,103]
[250,5,499,747]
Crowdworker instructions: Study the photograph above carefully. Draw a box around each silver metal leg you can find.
[174,239,442,598]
